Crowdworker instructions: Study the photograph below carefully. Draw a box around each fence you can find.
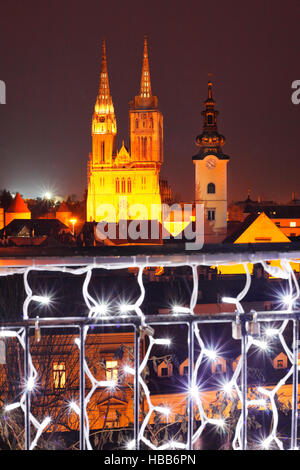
[0,246,299,450]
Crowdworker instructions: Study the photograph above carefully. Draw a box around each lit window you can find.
[290,221,296,227]
[106,360,118,381]
[53,362,66,390]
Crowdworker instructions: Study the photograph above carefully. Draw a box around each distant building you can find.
[86,38,162,224]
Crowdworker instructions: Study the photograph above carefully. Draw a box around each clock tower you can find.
[193,78,230,242]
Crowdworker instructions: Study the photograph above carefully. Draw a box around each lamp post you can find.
[70,218,77,236]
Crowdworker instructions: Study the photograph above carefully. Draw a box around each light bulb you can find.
[154,338,171,346]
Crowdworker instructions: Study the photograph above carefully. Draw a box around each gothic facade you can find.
[86,38,162,223]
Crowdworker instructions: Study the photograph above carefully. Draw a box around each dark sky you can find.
[0,0,299,203]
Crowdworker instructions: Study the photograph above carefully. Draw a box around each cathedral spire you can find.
[140,36,152,98]
[95,38,114,115]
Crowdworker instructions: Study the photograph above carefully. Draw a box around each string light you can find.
[172,305,190,314]
[1,256,299,450]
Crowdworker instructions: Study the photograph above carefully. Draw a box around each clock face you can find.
[205,157,217,169]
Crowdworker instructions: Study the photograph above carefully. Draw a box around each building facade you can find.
[86,38,162,223]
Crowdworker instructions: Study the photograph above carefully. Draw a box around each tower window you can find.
[116,178,120,193]
[207,114,213,125]
[101,142,105,163]
[207,183,215,194]
[127,178,132,193]
[207,209,216,221]
[121,178,126,193]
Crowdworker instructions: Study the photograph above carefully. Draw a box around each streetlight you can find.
[69,218,77,235]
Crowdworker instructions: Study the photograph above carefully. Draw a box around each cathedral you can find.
[86,37,163,223]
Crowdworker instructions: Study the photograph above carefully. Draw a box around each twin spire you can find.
[140,36,152,98]
[95,36,153,116]
[94,39,114,115]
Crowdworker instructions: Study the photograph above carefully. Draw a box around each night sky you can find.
[0,0,299,204]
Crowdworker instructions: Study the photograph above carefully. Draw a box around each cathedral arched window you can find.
[127,178,132,193]
[101,142,105,163]
[121,178,126,193]
[116,178,120,193]
[207,183,215,194]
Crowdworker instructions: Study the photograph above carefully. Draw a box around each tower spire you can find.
[95,38,114,115]
[207,73,213,100]
[140,36,152,98]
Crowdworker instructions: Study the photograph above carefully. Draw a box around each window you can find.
[101,142,105,163]
[116,178,120,193]
[121,178,126,193]
[207,209,216,221]
[183,366,189,375]
[141,176,146,191]
[207,182,215,194]
[290,221,296,227]
[53,362,66,390]
[276,359,284,368]
[127,178,132,193]
[158,360,173,378]
[106,360,118,381]
[207,114,213,124]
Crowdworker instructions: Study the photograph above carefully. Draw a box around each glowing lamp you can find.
[154,338,171,346]
[223,381,234,395]
[33,295,51,305]
[172,305,190,314]
[222,297,237,304]
[155,406,171,416]
[126,439,136,450]
[92,303,108,316]
[69,218,77,235]
[265,327,279,337]
[69,401,80,415]
[119,304,135,314]
[26,376,35,392]
[124,365,135,375]
[204,348,217,360]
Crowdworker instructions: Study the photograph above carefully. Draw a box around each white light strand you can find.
[1,256,299,450]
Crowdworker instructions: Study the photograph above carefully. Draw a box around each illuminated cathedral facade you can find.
[86,38,162,223]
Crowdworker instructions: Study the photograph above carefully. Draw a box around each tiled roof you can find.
[7,192,30,213]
